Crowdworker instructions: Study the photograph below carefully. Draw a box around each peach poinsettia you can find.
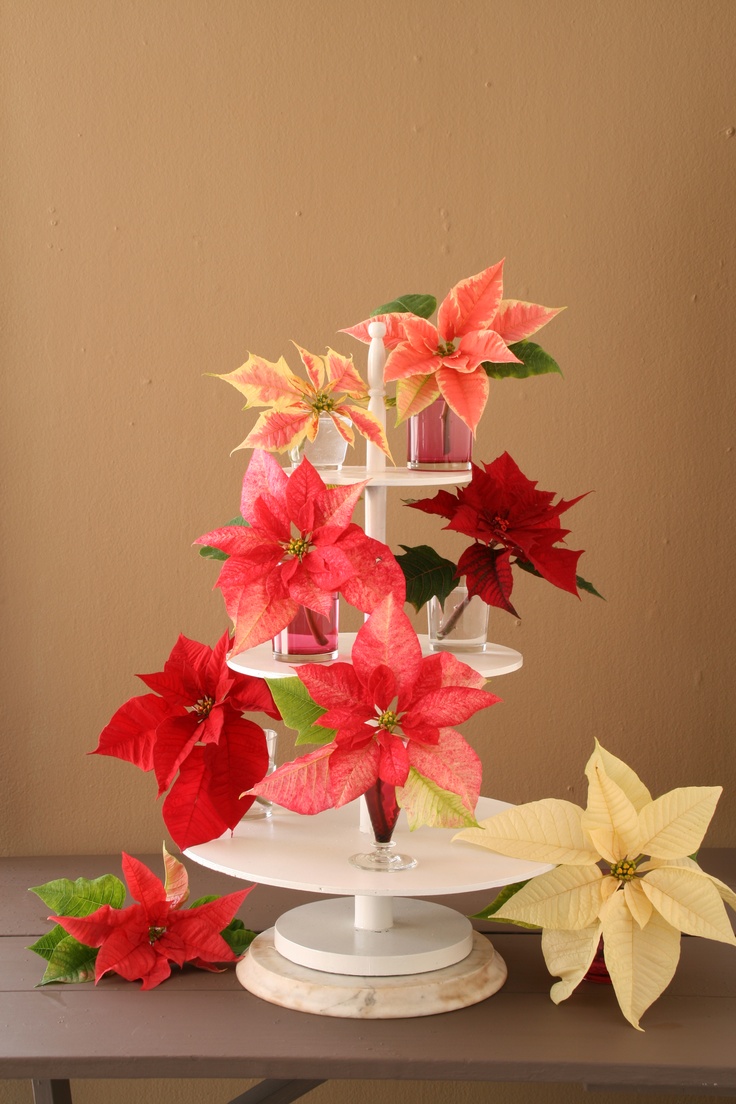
[211,342,392,460]
[455,741,736,1030]
[343,260,562,435]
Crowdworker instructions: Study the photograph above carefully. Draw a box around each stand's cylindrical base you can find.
[238,929,506,1018]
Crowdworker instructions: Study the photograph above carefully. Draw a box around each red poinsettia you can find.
[195,451,405,654]
[92,632,279,848]
[52,852,252,990]
[409,451,588,616]
[343,261,562,433]
[247,594,500,826]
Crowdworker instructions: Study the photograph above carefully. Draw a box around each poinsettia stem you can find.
[436,591,472,638]
[304,606,329,647]
[441,400,451,456]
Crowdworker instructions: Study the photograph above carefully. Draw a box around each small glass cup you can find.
[289,414,350,471]
[273,597,339,662]
[428,586,489,652]
[349,780,417,872]
[407,398,472,470]
[243,728,278,819]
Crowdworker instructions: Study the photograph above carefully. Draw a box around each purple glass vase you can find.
[407,398,472,470]
[273,596,339,662]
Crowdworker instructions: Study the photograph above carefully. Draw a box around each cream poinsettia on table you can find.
[455,742,736,1030]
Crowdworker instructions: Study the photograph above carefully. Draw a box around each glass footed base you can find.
[274,649,338,663]
[349,841,418,872]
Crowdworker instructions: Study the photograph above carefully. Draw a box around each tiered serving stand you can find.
[186,324,551,1017]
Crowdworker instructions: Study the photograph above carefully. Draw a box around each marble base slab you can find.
[237,930,507,1018]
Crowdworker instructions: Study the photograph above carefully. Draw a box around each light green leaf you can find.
[38,935,98,986]
[27,924,67,962]
[198,515,250,560]
[265,677,336,746]
[471,880,533,924]
[482,340,562,379]
[396,544,458,612]
[220,918,257,956]
[29,875,126,917]
[397,768,479,831]
[370,294,437,319]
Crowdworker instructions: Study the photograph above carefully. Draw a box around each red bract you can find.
[92,632,279,848]
[409,452,587,616]
[195,451,406,653]
[248,595,500,821]
[52,853,251,990]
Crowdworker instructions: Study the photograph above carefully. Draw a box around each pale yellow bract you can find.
[454,742,736,1029]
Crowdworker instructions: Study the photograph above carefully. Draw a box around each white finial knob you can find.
[368,321,386,339]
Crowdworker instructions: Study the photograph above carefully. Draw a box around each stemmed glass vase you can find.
[349,779,417,872]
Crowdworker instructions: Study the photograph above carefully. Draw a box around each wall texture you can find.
[2,1,735,1102]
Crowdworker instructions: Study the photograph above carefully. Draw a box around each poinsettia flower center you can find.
[437,340,457,357]
[148,925,167,942]
[375,707,401,733]
[312,391,336,413]
[493,515,510,533]
[283,535,312,560]
[192,695,215,719]
[610,857,640,882]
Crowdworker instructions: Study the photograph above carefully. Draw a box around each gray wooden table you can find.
[2,852,735,1103]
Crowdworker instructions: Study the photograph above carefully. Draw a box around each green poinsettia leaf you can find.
[37,934,99,985]
[371,294,437,320]
[28,924,67,962]
[514,559,604,600]
[265,676,336,746]
[471,880,535,925]
[396,544,459,612]
[198,515,250,560]
[397,768,480,831]
[220,918,257,956]
[482,340,563,380]
[188,895,220,909]
[29,875,126,917]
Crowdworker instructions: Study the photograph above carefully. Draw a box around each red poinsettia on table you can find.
[404,451,597,617]
[195,451,405,654]
[247,594,501,829]
[50,851,252,990]
[92,632,279,849]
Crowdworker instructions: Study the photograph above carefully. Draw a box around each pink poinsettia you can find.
[52,852,251,990]
[247,595,500,826]
[343,260,562,434]
[409,452,588,616]
[212,342,392,459]
[195,452,405,654]
[92,632,279,849]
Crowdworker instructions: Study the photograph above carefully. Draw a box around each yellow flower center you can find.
[312,392,336,413]
[193,696,214,719]
[610,857,639,882]
[284,536,311,560]
[376,709,400,732]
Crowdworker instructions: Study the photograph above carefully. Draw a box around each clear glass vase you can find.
[273,596,339,662]
[427,586,489,652]
[289,414,349,471]
[242,728,278,819]
[407,398,472,470]
[349,780,417,871]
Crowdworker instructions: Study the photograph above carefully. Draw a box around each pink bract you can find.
[195,452,406,654]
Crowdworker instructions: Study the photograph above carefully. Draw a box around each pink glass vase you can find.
[273,596,339,662]
[407,398,472,470]
[583,938,612,985]
[349,780,417,871]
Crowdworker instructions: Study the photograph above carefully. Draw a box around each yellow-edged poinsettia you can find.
[454,742,736,1030]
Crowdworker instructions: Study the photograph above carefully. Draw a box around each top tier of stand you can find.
[318,466,472,487]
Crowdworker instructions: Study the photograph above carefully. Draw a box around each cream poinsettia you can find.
[454,741,736,1030]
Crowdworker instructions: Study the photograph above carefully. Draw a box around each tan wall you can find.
[2,1,735,1102]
